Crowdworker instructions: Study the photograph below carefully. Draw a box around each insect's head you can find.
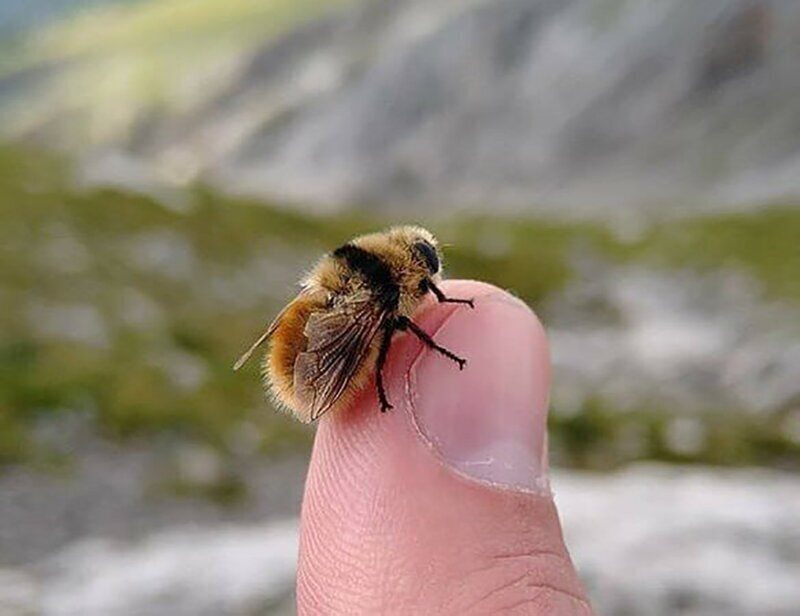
[412,238,439,275]
[395,226,441,276]
[350,226,442,282]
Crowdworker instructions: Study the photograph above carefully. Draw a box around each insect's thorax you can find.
[325,244,390,305]
[305,240,433,318]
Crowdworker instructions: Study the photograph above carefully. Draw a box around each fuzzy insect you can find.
[234,226,473,422]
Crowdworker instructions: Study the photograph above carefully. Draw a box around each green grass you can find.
[550,400,800,470]
[29,0,350,58]
[1,145,799,470]
[624,208,800,303]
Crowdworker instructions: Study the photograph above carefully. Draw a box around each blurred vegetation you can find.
[1,0,353,146]
[1,145,799,472]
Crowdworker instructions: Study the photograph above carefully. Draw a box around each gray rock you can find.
[547,264,800,417]
[4,0,800,215]
[2,466,798,615]
[0,521,299,616]
[557,466,800,616]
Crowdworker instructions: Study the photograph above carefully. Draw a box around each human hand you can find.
[297,281,593,615]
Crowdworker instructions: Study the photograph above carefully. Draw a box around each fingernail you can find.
[407,293,550,493]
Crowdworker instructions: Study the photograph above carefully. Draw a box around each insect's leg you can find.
[425,280,475,308]
[375,321,395,412]
[396,316,466,369]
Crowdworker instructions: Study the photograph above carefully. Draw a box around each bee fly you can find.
[234,226,473,423]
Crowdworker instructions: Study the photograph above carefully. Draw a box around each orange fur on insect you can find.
[262,292,322,413]
[235,226,467,423]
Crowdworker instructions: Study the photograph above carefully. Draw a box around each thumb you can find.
[297,281,592,615]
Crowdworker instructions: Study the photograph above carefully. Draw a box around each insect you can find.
[234,226,474,422]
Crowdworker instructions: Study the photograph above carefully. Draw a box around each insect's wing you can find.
[233,295,302,371]
[294,291,389,421]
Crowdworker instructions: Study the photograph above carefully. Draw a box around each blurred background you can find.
[1,0,799,614]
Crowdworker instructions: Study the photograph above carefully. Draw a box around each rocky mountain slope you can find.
[2,0,800,216]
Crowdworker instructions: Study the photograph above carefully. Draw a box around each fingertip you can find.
[408,282,551,493]
[298,281,588,614]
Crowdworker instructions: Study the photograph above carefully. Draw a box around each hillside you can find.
[2,0,800,216]
[2,145,799,472]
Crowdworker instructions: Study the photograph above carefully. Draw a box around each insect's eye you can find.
[413,240,439,274]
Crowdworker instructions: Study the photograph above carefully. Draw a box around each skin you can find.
[297,280,594,615]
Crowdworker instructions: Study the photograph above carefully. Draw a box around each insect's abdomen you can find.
[265,295,322,409]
